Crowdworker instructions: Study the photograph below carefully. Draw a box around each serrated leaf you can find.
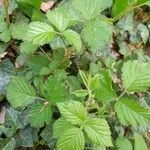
[53,118,73,138]
[115,98,150,126]
[57,101,87,125]
[10,21,28,40]
[7,77,36,108]
[72,0,112,21]
[83,118,112,147]
[47,9,70,32]
[57,127,85,150]
[94,70,116,102]
[27,22,55,45]
[122,60,150,92]
[0,28,11,42]
[20,42,38,54]
[41,75,69,102]
[63,29,82,51]
[134,133,148,150]
[28,102,52,128]
[116,137,132,150]
[82,19,113,52]
[0,138,16,150]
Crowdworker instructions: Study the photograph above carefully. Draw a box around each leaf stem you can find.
[39,47,52,62]
[116,89,127,101]
[4,0,10,26]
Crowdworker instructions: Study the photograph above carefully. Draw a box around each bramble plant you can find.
[0,0,150,150]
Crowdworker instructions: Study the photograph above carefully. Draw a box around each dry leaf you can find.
[0,106,6,124]
[41,0,55,12]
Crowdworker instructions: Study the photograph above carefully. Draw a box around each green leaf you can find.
[53,118,73,138]
[115,98,150,126]
[82,19,113,52]
[47,9,70,32]
[116,137,133,150]
[41,74,69,102]
[28,102,52,128]
[10,21,28,40]
[72,0,112,21]
[73,90,89,97]
[134,133,148,150]
[79,70,89,89]
[94,70,116,103]
[136,0,150,5]
[112,0,135,17]
[7,77,36,108]
[84,118,112,147]
[27,54,50,75]
[0,28,11,42]
[20,42,38,54]
[57,101,87,125]
[122,60,150,92]
[63,29,82,51]
[0,138,16,150]
[56,127,85,150]
[27,22,55,45]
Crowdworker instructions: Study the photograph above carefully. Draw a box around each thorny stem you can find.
[4,0,10,26]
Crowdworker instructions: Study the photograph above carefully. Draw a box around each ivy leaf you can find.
[94,70,116,103]
[57,101,87,125]
[53,118,73,138]
[72,0,106,21]
[116,137,132,150]
[27,22,55,45]
[0,138,16,150]
[41,75,69,102]
[63,29,82,51]
[7,77,36,108]
[0,59,15,95]
[115,98,150,126]
[28,102,52,128]
[122,60,150,92]
[82,19,113,52]
[56,127,85,150]
[83,118,112,147]
[134,133,148,150]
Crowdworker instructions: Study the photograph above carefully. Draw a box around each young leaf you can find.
[82,19,113,52]
[84,118,112,147]
[134,133,148,150]
[115,137,132,150]
[56,127,85,150]
[122,60,150,92]
[28,102,52,128]
[73,90,89,97]
[57,101,87,125]
[79,70,88,89]
[115,98,150,126]
[7,77,36,108]
[27,22,55,45]
[53,118,73,138]
[63,29,82,52]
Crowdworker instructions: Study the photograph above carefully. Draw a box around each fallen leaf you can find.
[40,0,55,12]
[0,106,6,124]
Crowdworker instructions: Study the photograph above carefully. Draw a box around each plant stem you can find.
[116,89,127,101]
[4,0,10,26]
[39,47,52,62]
